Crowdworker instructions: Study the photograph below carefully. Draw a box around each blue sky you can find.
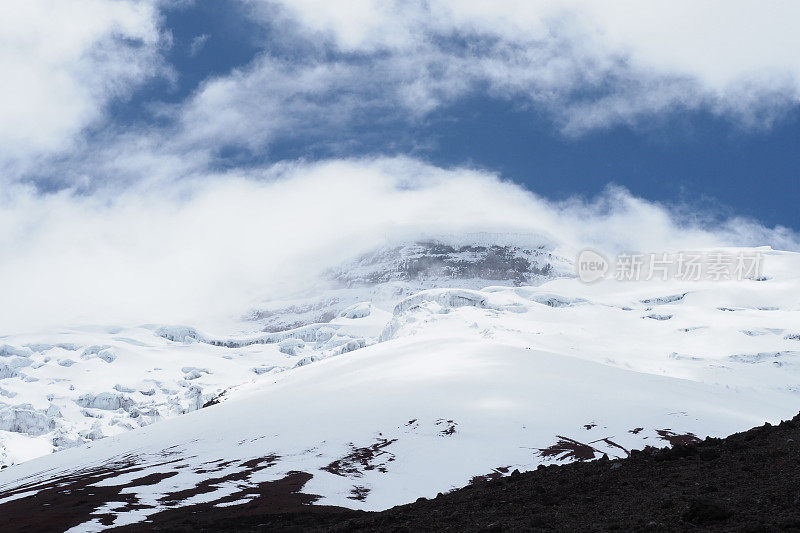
[91,1,798,229]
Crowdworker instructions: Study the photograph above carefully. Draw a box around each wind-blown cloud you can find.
[228,0,800,136]
[4,1,800,189]
[1,157,796,334]
[0,0,165,170]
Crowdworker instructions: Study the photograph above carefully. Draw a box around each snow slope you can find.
[0,237,569,468]
[0,244,798,530]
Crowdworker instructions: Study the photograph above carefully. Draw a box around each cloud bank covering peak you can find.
[1,158,797,333]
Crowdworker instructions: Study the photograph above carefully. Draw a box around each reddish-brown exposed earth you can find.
[2,413,800,532]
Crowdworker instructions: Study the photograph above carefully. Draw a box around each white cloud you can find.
[1,157,795,333]
[229,0,800,135]
[578,1,800,91]
[258,0,800,89]
[4,1,798,187]
[0,0,165,164]
[168,35,592,155]
[177,57,364,150]
[189,33,209,56]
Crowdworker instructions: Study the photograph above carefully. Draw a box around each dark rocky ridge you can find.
[5,412,797,532]
[246,239,571,333]
[332,414,800,532]
[329,241,559,287]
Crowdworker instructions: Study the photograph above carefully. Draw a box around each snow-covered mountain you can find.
[1,237,799,530]
[0,236,570,468]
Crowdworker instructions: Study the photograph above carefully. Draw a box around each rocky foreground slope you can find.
[3,412,800,531]
[334,413,800,532]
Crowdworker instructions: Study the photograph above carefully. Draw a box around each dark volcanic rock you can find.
[4,413,800,531]
[330,240,560,287]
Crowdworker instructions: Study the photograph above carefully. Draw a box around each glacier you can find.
[0,237,799,529]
